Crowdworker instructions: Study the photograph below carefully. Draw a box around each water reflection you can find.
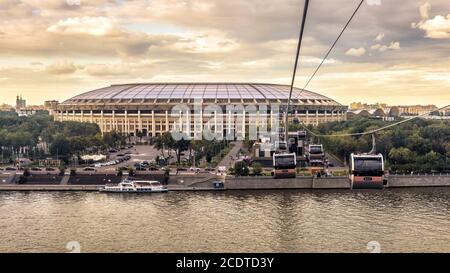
[0,188,449,253]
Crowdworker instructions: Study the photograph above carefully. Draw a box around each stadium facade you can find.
[54,83,347,138]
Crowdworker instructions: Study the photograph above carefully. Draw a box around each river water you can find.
[0,188,449,253]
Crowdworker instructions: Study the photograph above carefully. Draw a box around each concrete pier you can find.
[0,173,449,191]
[388,174,450,188]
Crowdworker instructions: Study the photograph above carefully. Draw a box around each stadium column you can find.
[165,110,169,133]
[256,109,260,129]
[306,110,309,125]
[242,109,246,139]
[138,110,142,135]
[152,110,156,137]
[100,110,104,133]
[90,110,93,123]
[214,110,217,136]
[186,109,191,137]
[316,110,319,126]
[227,109,232,139]
[124,110,128,134]
[324,110,327,123]
[112,110,116,132]
[200,108,205,138]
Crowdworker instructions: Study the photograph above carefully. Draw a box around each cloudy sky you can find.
[0,0,449,106]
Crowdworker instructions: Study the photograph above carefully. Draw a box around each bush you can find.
[128,168,135,177]
[163,168,170,185]
[23,168,30,177]
[70,169,77,176]
[59,167,66,176]
[234,161,249,176]
[252,163,262,176]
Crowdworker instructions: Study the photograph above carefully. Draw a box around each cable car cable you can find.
[302,0,365,91]
[285,0,310,142]
[295,104,450,138]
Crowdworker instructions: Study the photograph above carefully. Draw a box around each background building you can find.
[44,100,59,115]
[15,95,26,110]
[54,83,347,138]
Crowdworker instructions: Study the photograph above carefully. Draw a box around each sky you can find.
[0,0,449,106]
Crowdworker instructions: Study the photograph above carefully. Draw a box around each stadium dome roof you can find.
[62,83,342,105]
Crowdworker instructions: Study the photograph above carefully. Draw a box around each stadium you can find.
[54,83,348,138]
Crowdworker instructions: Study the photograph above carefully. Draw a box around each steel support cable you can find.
[284,0,310,142]
[296,104,450,138]
[302,0,365,91]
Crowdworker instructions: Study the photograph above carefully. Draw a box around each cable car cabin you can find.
[275,141,287,151]
[298,130,307,141]
[307,144,325,166]
[273,153,297,179]
[350,153,385,189]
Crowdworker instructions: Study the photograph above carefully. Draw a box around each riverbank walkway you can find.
[217,142,243,170]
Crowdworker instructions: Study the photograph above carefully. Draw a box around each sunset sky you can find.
[0,0,449,106]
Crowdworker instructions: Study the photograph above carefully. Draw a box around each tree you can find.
[50,135,71,158]
[104,130,125,148]
[154,132,174,158]
[136,130,145,142]
[173,138,190,164]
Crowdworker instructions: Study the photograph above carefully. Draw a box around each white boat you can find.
[99,179,168,193]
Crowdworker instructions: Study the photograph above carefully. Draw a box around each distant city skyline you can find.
[0,0,449,106]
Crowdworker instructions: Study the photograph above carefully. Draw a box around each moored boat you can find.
[99,179,168,193]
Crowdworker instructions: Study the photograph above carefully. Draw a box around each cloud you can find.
[47,17,122,37]
[374,33,384,41]
[84,63,132,77]
[65,0,81,6]
[412,2,450,39]
[173,32,240,53]
[419,2,431,19]
[345,47,366,57]
[366,0,382,6]
[0,0,449,107]
[371,41,401,52]
[46,60,78,74]
[413,15,450,39]
[388,41,400,50]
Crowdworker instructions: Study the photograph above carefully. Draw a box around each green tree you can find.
[50,135,71,158]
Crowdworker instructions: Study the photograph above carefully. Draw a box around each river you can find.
[1,188,449,253]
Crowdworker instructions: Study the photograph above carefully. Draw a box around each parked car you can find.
[83,167,96,171]
[5,167,16,171]
[31,167,42,171]
[45,167,56,171]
